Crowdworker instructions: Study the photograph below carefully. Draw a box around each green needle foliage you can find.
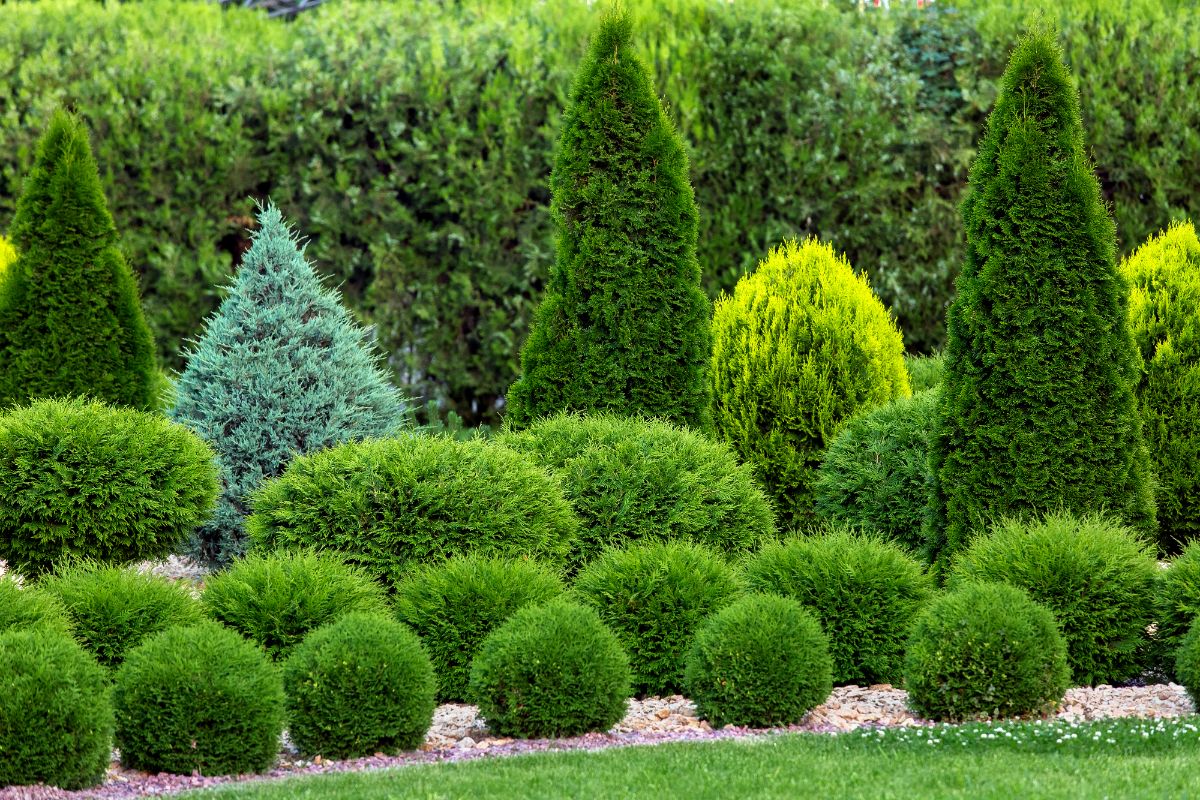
[505,12,712,430]
[0,110,157,410]
[928,29,1156,568]
[171,204,409,566]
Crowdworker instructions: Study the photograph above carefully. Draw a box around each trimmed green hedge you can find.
[3,0,1197,425]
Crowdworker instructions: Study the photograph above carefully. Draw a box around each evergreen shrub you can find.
[947,513,1158,686]
[904,353,945,393]
[497,413,775,570]
[40,561,203,670]
[1176,618,1200,709]
[1156,542,1200,663]
[0,629,113,790]
[393,554,564,702]
[0,576,73,637]
[202,550,390,661]
[282,613,436,759]
[928,30,1156,569]
[0,398,218,575]
[247,436,579,589]
[683,593,833,728]
[468,599,630,738]
[742,530,934,686]
[904,582,1070,722]
[710,238,910,526]
[1121,221,1200,551]
[0,235,15,271]
[0,110,157,410]
[113,621,284,775]
[171,204,408,566]
[572,540,743,697]
[814,390,939,555]
[505,13,712,430]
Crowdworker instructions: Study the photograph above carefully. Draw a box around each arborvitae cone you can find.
[505,13,712,430]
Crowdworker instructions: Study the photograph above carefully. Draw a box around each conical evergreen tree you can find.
[0,111,157,409]
[928,30,1156,569]
[505,13,712,429]
[171,204,409,566]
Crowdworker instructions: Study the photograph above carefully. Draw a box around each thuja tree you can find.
[0,111,157,409]
[172,204,408,566]
[928,29,1156,570]
[505,13,712,430]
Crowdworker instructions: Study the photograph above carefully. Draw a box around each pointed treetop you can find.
[984,27,1083,150]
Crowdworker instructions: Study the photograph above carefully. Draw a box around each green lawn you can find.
[196,718,1200,800]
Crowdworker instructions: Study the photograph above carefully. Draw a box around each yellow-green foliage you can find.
[1122,221,1200,551]
[711,238,910,525]
[0,236,14,272]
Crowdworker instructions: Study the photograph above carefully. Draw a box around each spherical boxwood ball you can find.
[40,561,203,670]
[202,550,390,661]
[947,513,1158,686]
[742,530,934,686]
[0,397,218,575]
[684,594,832,728]
[393,554,564,702]
[904,582,1070,722]
[468,599,630,739]
[0,629,113,790]
[283,613,436,759]
[1175,617,1200,708]
[1158,541,1200,665]
[113,621,284,775]
[572,540,743,697]
[0,575,73,637]
[247,435,579,589]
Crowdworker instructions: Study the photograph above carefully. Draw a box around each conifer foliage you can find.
[172,204,407,566]
[928,30,1155,568]
[0,111,157,409]
[505,13,712,429]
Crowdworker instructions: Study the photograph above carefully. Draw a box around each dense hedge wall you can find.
[1,0,1197,425]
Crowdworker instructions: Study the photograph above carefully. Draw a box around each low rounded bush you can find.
[202,550,390,661]
[393,554,564,702]
[814,390,938,556]
[247,436,579,588]
[0,234,15,272]
[683,593,833,728]
[0,629,113,790]
[39,561,203,669]
[283,613,436,759]
[468,599,630,738]
[710,238,910,526]
[1158,542,1200,665]
[741,530,934,686]
[113,621,284,775]
[947,513,1158,686]
[1176,618,1200,709]
[0,575,73,637]
[0,398,218,575]
[572,540,743,696]
[497,413,776,571]
[904,352,944,393]
[904,582,1070,722]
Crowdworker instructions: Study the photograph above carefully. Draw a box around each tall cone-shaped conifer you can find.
[0,111,157,409]
[171,204,409,566]
[505,13,712,429]
[927,30,1156,569]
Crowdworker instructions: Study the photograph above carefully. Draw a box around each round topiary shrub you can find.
[247,436,579,589]
[1158,542,1200,665]
[202,550,390,661]
[39,561,203,670]
[283,613,436,759]
[497,413,775,570]
[711,237,910,527]
[741,530,934,686]
[0,234,15,272]
[1121,221,1200,552]
[0,397,219,575]
[0,575,73,637]
[1176,617,1200,709]
[468,599,630,738]
[947,513,1158,686]
[0,629,113,790]
[814,389,939,556]
[683,593,833,728]
[113,620,284,775]
[572,540,743,696]
[904,582,1070,722]
[393,554,565,702]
